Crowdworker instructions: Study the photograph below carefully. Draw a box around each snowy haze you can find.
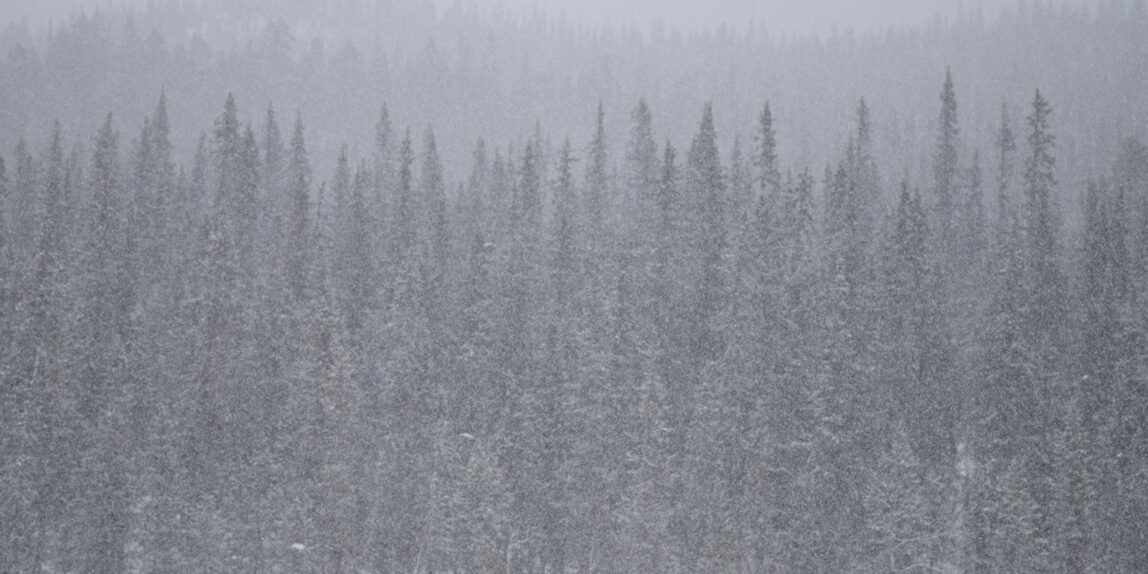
[4,0,1106,34]
[1,0,1145,572]
[466,0,1087,33]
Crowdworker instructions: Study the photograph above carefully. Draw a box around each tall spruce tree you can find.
[287,112,313,304]
[0,154,9,360]
[1024,90,1061,315]
[982,100,1031,459]
[935,68,960,248]
[585,101,608,232]
[627,97,658,215]
[754,101,781,221]
[686,102,726,364]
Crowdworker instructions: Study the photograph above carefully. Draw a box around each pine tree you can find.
[374,105,396,202]
[1021,90,1062,515]
[934,67,960,247]
[234,124,261,278]
[420,126,449,311]
[755,101,781,201]
[825,160,860,297]
[0,154,9,358]
[459,138,488,252]
[343,160,377,337]
[394,128,416,261]
[27,121,86,571]
[212,94,243,216]
[372,106,397,297]
[653,140,684,368]
[627,97,658,214]
[851,97,881,236]
[686,102,726,364]
[503,140,544,384]
[188,132,209,222]
[263,102,285,200]
[585,101,608,231]
[8,137,40,269]
[286,112,312,304]
[75,113,133,574]
[86,114,124,336]
[962,151,986,261]
[552,137,579,312]
[330,143,352,243]
[981,102,1031,466]
[995,102,1017,210]
[883,180,953,463]
[1023,89,1062,335]
[728,134,752,223]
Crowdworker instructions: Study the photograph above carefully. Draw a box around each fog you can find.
[5,0,1106,34]
[472,0,1079,34]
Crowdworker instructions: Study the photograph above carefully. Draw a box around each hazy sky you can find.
[4,0,1100,36]
[484,0,1032,34]
[435,1,1099,36]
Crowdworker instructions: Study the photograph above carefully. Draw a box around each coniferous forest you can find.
[2,1,1147,572]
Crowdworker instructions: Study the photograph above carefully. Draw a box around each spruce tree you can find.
[81,113,132,574]
[934,67,960,247]
[343,160,377,337]
[1023,89,1062,330]
[884,180,952,463]
[287,112,312,304]
[686,102,726,364]
[263,102,285,201]
[28,122,82,570]
[585,101,608,231]
[728,134,752,223]
[982,101,1031,459]
[755,101,781,201]
[552,137,578,311]
[1023,88,1062,411]
[851,98,881,236]
[653,141,681,349]
[626,97,658,212]
[420,126,449,307]
[330,143,352,243]
[0,154,9,359]
[394,128,416,261]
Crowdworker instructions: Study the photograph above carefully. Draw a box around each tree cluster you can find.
[2,63,1147,571]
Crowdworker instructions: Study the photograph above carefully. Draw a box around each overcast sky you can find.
[4,0,1100,36]
[482,0,1043,35]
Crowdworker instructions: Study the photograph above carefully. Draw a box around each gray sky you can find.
[451,0,1097,35]
[3,0,1098,36]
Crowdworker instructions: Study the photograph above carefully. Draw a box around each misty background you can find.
[2,0,1107,35]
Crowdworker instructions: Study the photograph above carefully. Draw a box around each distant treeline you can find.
[1,0,1145,184]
